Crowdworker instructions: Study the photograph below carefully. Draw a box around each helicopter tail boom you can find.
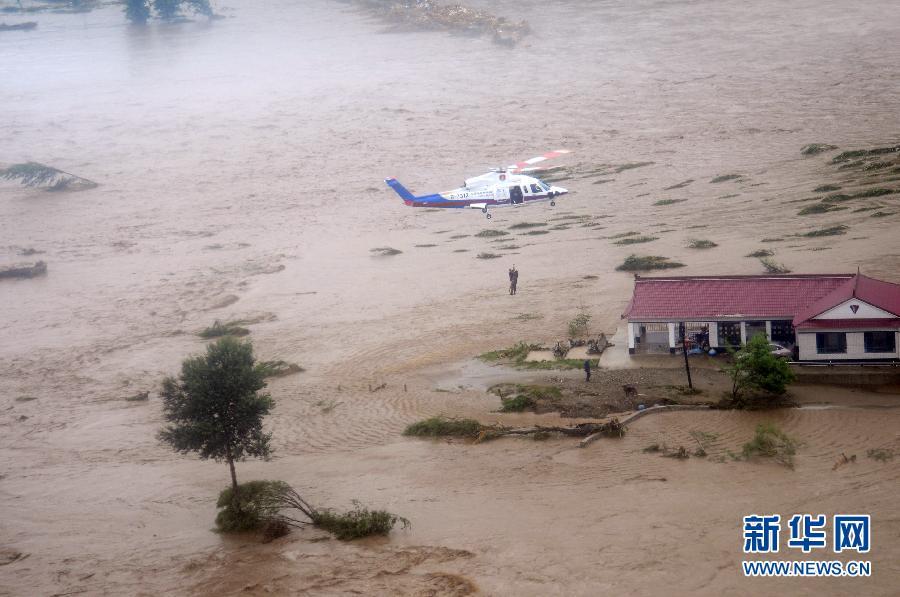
[384,178,418,202]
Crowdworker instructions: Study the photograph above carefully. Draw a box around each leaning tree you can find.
[158,336,274,500]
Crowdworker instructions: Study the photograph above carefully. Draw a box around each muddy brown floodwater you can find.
[1,0,899,595]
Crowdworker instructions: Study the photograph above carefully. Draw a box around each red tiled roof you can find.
[795,318,900,330]
[792,274,900,326]
[622,274,854,320]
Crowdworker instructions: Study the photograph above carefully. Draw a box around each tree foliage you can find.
[124,0,213,23]
[158,337,274,493]
[725,334,796,407]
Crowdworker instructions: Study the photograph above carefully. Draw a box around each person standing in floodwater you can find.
[509,265,519,295]
[584,359,591,382]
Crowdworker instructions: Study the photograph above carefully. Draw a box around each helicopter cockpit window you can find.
[530,184,541,193]
[539,181,551,191]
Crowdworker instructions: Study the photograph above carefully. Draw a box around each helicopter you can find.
[385,150,571,219]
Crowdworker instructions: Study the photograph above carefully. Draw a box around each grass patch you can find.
[746,249,774,258]
[813,184,841,192]
[495,244,521,250]
[449,234,470,239]
[801,143,837,155]
[476,252,501,259]
[854,187,896,198]
[663,179,693,190]
[403,416,482,438]
[687,239,718,249]
[653,198,686,206]
[474,229,509,238]
[613,235,658,245]
[609,231,640,239]
[199,320,250,339]
[311,503,410,541]
[508,222,547,229]
[741,423,798,468]
[370,246,402,256]
[478,342,534,362]
[798,203,847,215]
[852,206,880,213]
[761,237,783,242]
[866,448,894,462]
[871,211,895,218]
[616,255,685,272]
[583,275,598,280]
[718,194,740,199]
[522,229,550,235]
[512,312,543,321]
[414,243,438,248]
[799,225,848,237]
[759,257,790,273]
[15,396,38,402]
[256,360,304,378]
[517,358,598,370]
[496,385,561,412]
[452,249,469,252]
[831,145,899,163]
[615,161,654,173]
[710,174,742,183]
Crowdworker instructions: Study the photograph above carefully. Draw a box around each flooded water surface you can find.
[1,1,899,595]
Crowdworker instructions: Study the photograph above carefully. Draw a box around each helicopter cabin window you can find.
[539,181,551,191]
[530,184,541,194]
[522,185,528,195]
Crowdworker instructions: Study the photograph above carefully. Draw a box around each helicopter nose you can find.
[552,186,568,195]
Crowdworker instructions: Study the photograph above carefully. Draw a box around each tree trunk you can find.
[226,447,239,504]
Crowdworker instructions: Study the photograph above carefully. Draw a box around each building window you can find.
[864,331,896,353]
[816,332,847,354]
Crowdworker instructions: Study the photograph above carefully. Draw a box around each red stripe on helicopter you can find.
[509,149,571,171]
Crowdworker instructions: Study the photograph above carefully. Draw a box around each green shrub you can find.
[403,416,482,438]
[813,184,841,192]
[710,174,742,183]
[568,310,591,337]
[801,144,837,156]
[798,203,846,215]
[255,360,304,378]
[508,222,547,229]
[215,480,287,532]
[746,249,774,258]
[800,225,848,237]
[613,235,658,245]
[370,246,402,256]
[759,257,790,273]
[609,231,640,239]
[312,502,410,540]
[687,239,717,249]
[742,423,798,468]
[500,394,534,412]
[476,252,501,259]
[474,229,509,237]
[616,255,685,271]
[653,199,686,206]
[199,320,250,339]
[866,448,894,462]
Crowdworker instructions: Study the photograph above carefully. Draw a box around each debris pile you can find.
[0,162,97,191]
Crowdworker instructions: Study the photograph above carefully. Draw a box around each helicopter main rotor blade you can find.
[507,149,571,173]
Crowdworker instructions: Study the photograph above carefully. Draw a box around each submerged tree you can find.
[0,162,97,191]
[725,334,796,407]
[124,0,213,24]
[158,337,274,498]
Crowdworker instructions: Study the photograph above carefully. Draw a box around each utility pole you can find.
[682,324,693,390]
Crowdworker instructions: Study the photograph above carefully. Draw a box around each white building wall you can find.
[813,299,896,320]
[798,331,900,361]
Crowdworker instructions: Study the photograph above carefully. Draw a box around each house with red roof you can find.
[622,272,900,361]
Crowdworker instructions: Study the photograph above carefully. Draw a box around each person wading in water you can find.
[509,265,519,295]
[584,359,591,382]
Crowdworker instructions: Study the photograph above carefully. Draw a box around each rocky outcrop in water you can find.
[349,0,531,46]
[0,260,47,280]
